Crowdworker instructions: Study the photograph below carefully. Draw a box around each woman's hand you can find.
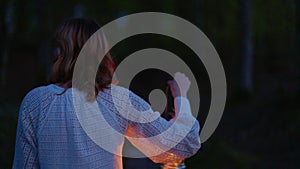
[167,72,191,98]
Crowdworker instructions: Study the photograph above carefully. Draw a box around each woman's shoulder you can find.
[22,84,57,104]
[24,86,46,99]
[106,84,139,100]
[108,84,130,95]
[103,85,150,110]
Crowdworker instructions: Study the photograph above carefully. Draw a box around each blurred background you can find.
[0,0,299,168]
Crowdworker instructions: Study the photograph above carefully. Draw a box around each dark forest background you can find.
[0,0,299,168]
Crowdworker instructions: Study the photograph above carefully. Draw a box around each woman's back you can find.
[13,83,200,169]
[14,84,124,168]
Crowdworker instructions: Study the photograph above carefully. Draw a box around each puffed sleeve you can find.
[109,85,201,164]
[13,90,40,169]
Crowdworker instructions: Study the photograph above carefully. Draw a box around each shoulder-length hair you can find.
[52,18,115,101]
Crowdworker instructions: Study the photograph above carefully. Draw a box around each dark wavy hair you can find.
[52,18,115,101]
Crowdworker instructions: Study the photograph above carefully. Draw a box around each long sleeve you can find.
[12,84,199,168]
[13,91,40,169]
[105,85,201,164]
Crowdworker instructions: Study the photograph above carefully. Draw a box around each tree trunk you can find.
[1,0,14,86]
[192,0,201,27]
[240,0,253,93]
[295,0,300,67]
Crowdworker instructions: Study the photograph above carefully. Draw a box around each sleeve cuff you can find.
[174,96,192,116]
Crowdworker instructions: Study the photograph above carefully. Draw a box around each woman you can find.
[13,18,200,169]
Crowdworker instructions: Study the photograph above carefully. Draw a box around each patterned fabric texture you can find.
[13,84,201,169]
